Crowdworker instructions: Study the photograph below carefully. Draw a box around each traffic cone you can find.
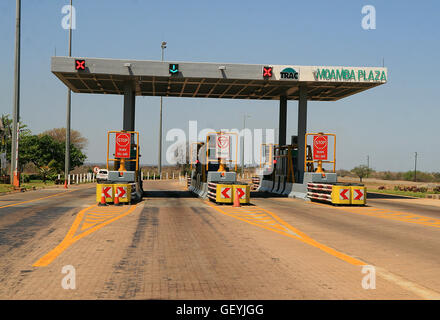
[233,188,241,207]
[114,189,121,206]
[98,191,107,206]
[64,180,68,189]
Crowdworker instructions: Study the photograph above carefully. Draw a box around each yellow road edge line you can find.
[85,212,119,217]
[206,202,365,266]
[33,204,139,267]
[0,188,88,209]
[310,202,440,229]
[32,204,93,267]
[71,205,138,242]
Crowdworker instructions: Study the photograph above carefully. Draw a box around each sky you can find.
[0,0,439,172]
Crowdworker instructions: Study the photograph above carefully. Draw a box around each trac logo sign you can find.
[280,67,299,80]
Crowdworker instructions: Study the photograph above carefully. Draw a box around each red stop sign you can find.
[313,135,328,160]
[115,133,131,158]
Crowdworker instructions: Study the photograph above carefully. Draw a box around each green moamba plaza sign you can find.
[315,68,387,82]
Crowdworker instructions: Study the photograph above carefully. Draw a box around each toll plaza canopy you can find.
[51,57,387,101]
[51,56,387,183]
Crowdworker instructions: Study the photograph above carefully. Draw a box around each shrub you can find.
[351,165,373,182]
[28,173,42,180]
[337,169,352,177]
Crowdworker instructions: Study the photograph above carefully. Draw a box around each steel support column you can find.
[297,86,308,183]
[123,82,136,171]
[278,96,287,146]
[123,82,135,131]
[10,0,21,185]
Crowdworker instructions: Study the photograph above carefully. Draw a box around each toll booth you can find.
[272,144,299,194]
[255,142,300,195]
[188,132,251,204]
[96,130,143,205]
[254,143,276,192]
[255,133,366,205]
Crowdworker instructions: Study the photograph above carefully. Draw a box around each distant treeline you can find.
[338,169,440,183]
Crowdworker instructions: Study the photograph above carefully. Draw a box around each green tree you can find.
[1,114,31,174]
[40,128,88,151]
[2,118,88,176]
[19,134,86,175]
[351,165,373,183]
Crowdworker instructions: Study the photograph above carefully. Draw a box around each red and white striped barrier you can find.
[307,192,332,202]
[207,182,218,201]
[307,183,333,190]
[307,183,333,203]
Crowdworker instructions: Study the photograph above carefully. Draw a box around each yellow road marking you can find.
[310,201,440,229]
[33,204,139,267]
[206,202,365,266]
[85,213,118,218]
[0,187,91,209]
[84,217,112,222]
[206,202,440,298]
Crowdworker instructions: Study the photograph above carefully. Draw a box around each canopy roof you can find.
[52,57,387,101]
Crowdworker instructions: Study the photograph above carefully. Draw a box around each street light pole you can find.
[241,113,251,174]
[64,0,73,188]
[158,41,166,177]
[367,155,370,178]
[10,0,21,187]
[414,152,417,182]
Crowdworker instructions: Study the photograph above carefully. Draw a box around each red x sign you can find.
[75,59,85,70]
[263,66,273,78]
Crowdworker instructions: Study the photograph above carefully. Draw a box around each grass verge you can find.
[0,180,56,195]
[368,188,427,198]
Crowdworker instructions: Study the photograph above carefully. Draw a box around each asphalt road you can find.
[0,181,439,299]
[367,192,440,219]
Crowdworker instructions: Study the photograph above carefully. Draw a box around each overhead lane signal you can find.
[75,59,85,71]
[169,64,179,74]
[263,66,273,78]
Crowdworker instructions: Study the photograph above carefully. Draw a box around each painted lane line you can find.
[206,202,365,266]
[0,187,93,209]
[33,204,139,267]
[376,267,440,300]
[310,202,440,229]
[207,202,440,299]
